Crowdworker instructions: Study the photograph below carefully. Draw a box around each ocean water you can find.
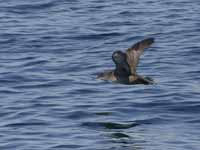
[0,0,200,149]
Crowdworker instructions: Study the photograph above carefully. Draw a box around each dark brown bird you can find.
[97,38,155,84]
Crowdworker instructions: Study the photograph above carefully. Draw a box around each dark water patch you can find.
[0,56,37,61]
[68,88,102,95]
[30,102,60,109]
[22,131,46,136]
[35,95,63,100]
[74,104,98,109]
[82,122,139,130]
[3,121,49,128]
[119,10,133,15]
[95,112,113,116]
[70,32,124,41]
[93,21,136,28]
[52,144,83,149]
[111,132,130,139]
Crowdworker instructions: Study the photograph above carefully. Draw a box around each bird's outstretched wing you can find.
[126,38,154,74]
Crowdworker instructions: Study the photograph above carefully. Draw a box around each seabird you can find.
[97,38,154,85]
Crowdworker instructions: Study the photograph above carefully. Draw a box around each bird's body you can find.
[97,71,153,85]
[97,38,155,85]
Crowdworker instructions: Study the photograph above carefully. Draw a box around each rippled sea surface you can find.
[1,0,200,149]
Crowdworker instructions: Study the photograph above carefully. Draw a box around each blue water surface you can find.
[0,0,200,150]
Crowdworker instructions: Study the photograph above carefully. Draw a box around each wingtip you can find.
[130,37,155,50]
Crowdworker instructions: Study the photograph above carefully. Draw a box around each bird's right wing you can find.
[126,38,154,74]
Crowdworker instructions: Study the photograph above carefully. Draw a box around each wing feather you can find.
[126,38,154,74]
